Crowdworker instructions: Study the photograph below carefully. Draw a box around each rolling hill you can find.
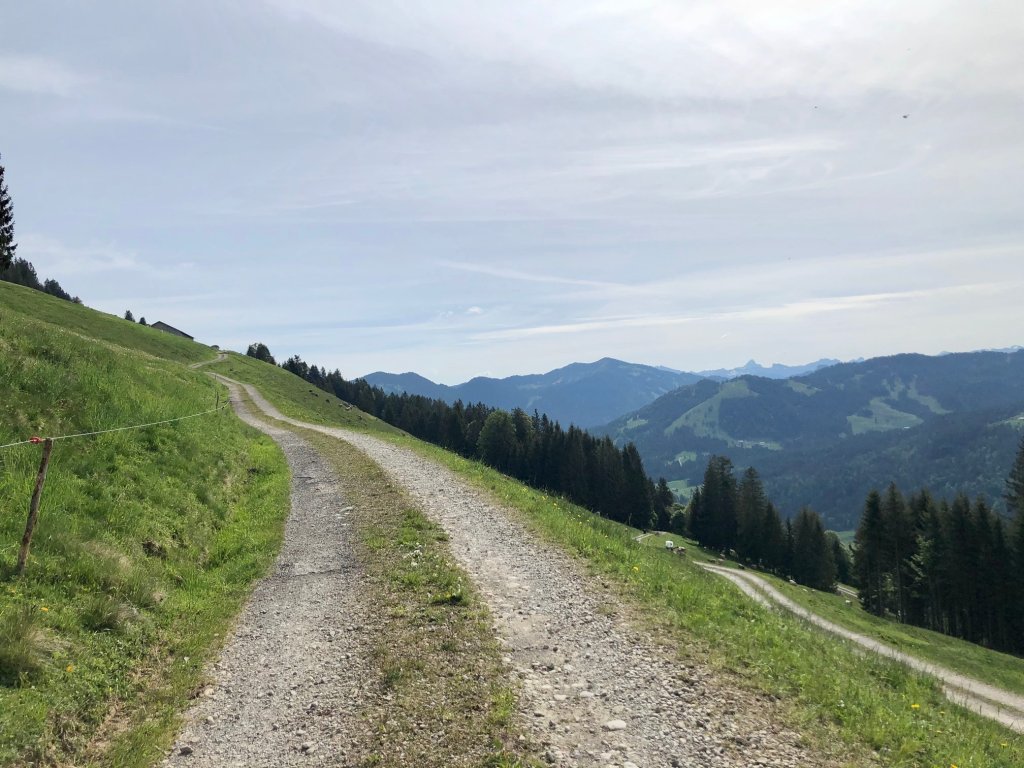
[602,350,1024,529]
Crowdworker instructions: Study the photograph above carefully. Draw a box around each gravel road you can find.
[163,381,379,766]
[701,563,1024,734]
[228,378,823,768]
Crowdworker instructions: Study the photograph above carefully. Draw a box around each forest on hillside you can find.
[853,438,1024,654]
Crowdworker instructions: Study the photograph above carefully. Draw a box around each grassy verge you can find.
[0,300,291,766]
[215,362,1023,766]
[265,419,537,768]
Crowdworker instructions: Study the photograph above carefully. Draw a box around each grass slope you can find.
[0,281,212,365]
[635,534,1024,697]
[219,359,1024,768]
[211,352,398,433]
[0,288,290,766]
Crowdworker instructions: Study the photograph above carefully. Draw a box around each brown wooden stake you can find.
[16,438,54,576]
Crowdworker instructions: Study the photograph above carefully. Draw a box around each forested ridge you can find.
[853,436,1024,655]
[604,350,1024,528]
[251,346,675,530]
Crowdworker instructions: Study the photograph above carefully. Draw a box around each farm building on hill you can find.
[151,321,194,340]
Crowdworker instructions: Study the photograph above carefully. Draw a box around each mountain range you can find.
[601,350,1024,529]
[362,357,839,428]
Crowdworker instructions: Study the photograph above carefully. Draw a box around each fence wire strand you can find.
[0,403,231,451]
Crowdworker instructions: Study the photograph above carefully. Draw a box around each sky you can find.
[2,1,1023,384]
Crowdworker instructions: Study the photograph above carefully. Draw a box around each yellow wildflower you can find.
[910,703,920,709]
[40,606,49,612]
[66,664,75,673]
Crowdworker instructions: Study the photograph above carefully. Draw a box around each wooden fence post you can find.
[16,438,54,576]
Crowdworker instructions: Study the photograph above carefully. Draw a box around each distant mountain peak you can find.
[695,358,841,380]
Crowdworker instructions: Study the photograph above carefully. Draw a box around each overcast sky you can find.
[3,2,1022,383]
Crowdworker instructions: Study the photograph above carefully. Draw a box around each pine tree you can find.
[124,310,135,322]
[791,507,836,590]
[828,532,852,585]
[1006,435,1024,517]
[689,456,737,550]
[0,154,16,271]
[653,478,675,531]
[881,483,914,621]
[854,490,886,614]
[761,502,787,573]
[736,467,768,564]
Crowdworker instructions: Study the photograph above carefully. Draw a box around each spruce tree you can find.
[791,507,836,590]
[828,532,852,585]
[0,154,16,271]
[854,490,886,614]
[124,310,135,322]
[1006,435,1024,517]
[736,467,769,563]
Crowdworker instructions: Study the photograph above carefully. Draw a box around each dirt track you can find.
[214,376,822,768]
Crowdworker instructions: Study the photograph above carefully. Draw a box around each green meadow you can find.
[0,283,290,766]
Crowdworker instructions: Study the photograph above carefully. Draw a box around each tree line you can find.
[252,347,675,529]
[687,456,850,591]
[852,436,1024,654]
[0,153,80,303]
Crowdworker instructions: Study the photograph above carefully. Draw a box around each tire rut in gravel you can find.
[232,378,827,768]
[162,382,379,767]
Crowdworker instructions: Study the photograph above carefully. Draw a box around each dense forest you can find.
[853,436,1024,654]
[688,457,849,591]
[256,348,675,530]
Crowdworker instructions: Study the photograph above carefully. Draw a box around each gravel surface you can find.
[163,381,379,767]
[233,379,824,768]
[701,563,1024,734]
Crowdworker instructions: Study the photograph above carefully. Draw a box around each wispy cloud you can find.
[0,55,88,97]
[439,260,629,290]
[18,234,149,275]
[470,286,1003,342]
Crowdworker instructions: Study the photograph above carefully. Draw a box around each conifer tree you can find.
[791,507,836,590]
[1006,435,1024,517]
[854,490,886,614]
[828,532,852,585]
[0,154,16,271]
[124,310,135,322]
[736,467,769,563]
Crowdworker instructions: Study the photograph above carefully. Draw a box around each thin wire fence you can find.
[0,403,231,451]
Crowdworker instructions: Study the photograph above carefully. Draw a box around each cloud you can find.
[469,285,1009,342]
[0,55,88,97]
[17,234,147,275]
